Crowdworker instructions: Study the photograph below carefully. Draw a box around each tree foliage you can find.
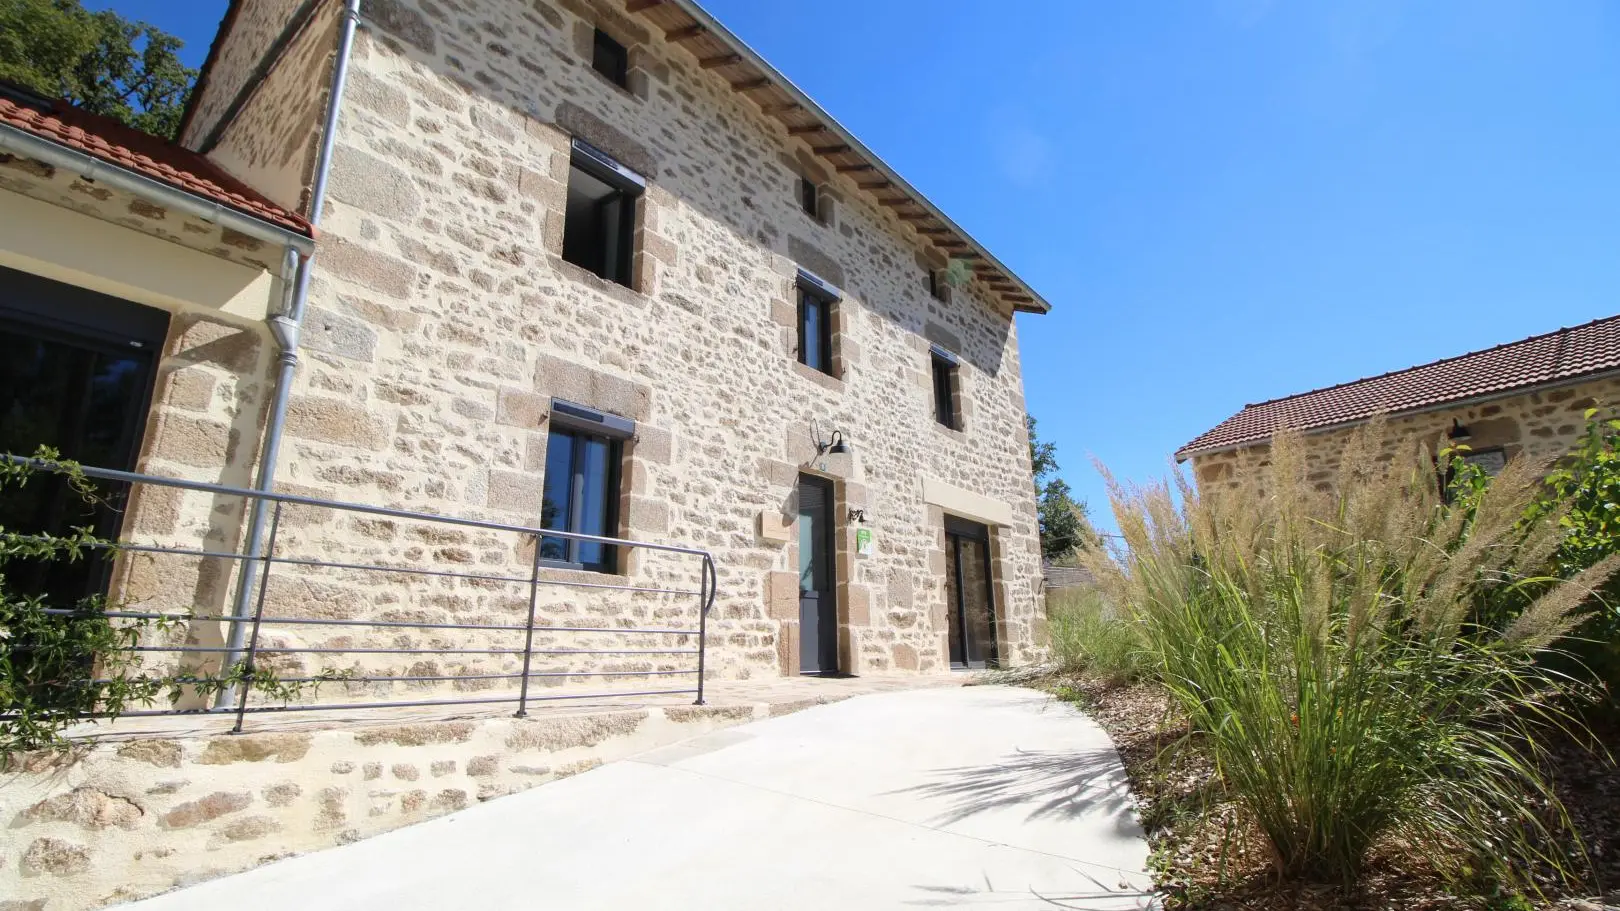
[1027,415,1099,563]
[0,0,197,139]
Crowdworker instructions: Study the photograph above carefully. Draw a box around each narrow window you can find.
[798,177,819,218]
[540,399,634,573]
[929,270,951,303]
[796,271,838,376]
[592,29,629,88]
[562,141,644,287]
[931,346,959,429]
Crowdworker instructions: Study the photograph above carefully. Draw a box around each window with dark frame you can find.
[562,140,644,288]
[798,177,819,219]
[929,270,951,303]
[931,346,959,429]
[539,400,634,574]
[796,272,838,376]
[591,29,629,88]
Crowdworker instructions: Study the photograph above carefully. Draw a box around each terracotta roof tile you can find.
[1177,314,1620,459]
[0,90,311,237]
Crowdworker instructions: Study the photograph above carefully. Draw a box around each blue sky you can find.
[97,0,1620,533]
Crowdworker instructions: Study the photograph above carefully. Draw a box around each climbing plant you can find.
[0,449,339,765]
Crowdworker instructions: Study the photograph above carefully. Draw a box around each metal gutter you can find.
[0,121,315,256]
[1173,365,1620,463]
[218,0,361,705]
[666,0,1051,315]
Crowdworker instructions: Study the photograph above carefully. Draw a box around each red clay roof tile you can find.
[1177,314,1620,459]
[0,92,311,238]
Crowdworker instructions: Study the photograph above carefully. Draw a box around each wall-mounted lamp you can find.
[1447,419,1472,443]
[811,420,852,456]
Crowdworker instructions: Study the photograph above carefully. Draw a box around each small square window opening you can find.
[929,270,952,303]
[931,350,959,429]
[563,144,644,288]
[798,178,820,219]
[592,29,629,88]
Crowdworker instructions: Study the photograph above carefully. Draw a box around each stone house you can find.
[1178,315,1620,491]
[2,0,1053,688]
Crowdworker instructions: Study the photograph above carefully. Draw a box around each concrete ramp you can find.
[126,686,1154,910]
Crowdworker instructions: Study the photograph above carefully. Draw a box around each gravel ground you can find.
[1035,673,1620,911]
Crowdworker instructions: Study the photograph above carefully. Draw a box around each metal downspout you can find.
[218,0,363,706]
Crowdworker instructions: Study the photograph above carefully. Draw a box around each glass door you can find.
[1,267,166,608]
[944,516,998,669]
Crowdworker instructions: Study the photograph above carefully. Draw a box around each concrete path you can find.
[127,686,1154,910]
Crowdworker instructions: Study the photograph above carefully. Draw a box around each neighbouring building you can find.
[1178,315,1620,490]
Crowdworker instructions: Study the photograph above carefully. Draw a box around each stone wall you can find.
[0,703,778,910]
[1188,373,1620,493]
[193,0,1047,683]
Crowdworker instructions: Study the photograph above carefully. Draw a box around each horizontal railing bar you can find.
[92,669,699,685]
[39,608,701,636]
[11,687,703,721]
[16,539,703,595]
[2,454,709,557]
[107,645,701,656]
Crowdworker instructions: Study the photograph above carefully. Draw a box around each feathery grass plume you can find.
[1085,423,1615,891]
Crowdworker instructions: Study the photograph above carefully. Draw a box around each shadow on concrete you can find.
[894,747,1141,832]
[907,867,1157,909]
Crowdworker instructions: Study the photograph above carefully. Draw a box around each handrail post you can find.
[233,501,282,734]
[514,533,544,718]
[693,554,711,706]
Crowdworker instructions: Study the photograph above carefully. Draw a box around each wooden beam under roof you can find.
[835,163,874,172]
[811,143,850,155]
[914,226,948,234]
[664,24,706,42]
[877,196,912,208]
[760,101,802,114]
[625,0,663,11]
[897,211,931,221]
[856,179,891,189]
[731,77,770,91]
[787,124,825,136]
[699,53,742,68]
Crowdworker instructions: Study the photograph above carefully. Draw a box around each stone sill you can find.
[790,360,845,393]
[552,256,648,309]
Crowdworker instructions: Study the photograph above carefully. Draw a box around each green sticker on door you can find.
[856,528,874,556]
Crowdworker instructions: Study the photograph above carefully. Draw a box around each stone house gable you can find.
[176,0,1050,678]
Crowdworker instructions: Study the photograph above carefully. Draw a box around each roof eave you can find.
[1175,363,1620,464]
[0,120,316,254]
[664,0,1052,316]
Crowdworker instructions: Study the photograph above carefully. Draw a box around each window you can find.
[798,177,819,218]
[796,270,838,376]
[591,29,628,88]
[540,399,634,573]
[562,140,644,288]
[929,269,951,303]
[931,345,959,429]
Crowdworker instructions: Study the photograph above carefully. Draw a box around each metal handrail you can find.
[0,454,720,732]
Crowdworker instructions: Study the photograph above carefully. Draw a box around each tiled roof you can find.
[0,89,312,237]
[1042,563,1097,590]
[1177,314,1620,459]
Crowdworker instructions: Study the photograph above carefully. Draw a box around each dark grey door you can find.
[797,474,838,674]
[945,516,998,669]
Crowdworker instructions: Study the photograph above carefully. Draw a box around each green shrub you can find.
[1,450,340,764]
[1082,423,1613,889]
[1046,587,1149,683]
